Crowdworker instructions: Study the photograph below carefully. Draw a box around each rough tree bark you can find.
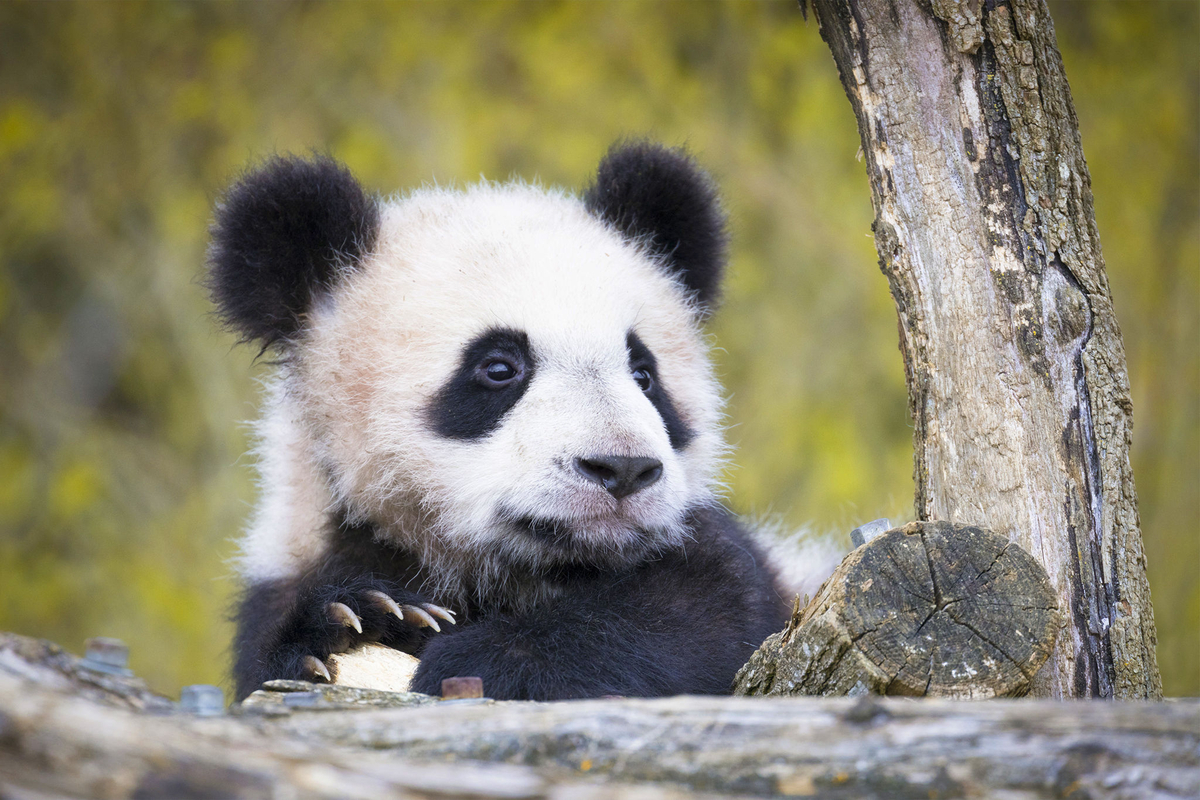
[807,0,1161,698]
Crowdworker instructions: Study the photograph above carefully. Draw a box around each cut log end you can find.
[735,520,1061,699]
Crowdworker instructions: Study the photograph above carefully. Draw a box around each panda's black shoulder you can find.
[680,505,788,601]
[609,505,789,694]
[629,504,790,638]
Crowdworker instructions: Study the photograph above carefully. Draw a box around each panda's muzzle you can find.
[573,455,663,500]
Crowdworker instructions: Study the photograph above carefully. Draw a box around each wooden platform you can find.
[0,633,1195,799]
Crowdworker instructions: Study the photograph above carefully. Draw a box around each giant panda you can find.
[209,142,804,702]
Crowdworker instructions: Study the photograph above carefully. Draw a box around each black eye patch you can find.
[428,328,536,440]
[626,331,695,450]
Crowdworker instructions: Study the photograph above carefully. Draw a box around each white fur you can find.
[237,181,726,605]
[747,521,849,604]
[238,380,337,582]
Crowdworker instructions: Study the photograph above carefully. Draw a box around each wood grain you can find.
[735,521,1060,698]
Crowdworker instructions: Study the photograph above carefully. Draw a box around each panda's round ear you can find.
[583,141,728,312]
[206,154,379,349]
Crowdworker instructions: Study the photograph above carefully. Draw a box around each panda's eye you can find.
[478,358,522,388]
[632,367,654,393]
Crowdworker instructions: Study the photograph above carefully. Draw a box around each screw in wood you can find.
[441,676,484,700]
[851,518,891,548]
[179,684,225,716]
[81,637,134,676]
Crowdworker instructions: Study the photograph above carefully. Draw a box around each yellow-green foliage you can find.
[0,0,1194,696]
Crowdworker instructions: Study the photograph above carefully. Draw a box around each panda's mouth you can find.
[494,505,686,570]
[503,512,649,552]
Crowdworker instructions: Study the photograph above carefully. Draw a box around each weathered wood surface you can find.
[1,633,1197,800]
[809,0,1162,699]
[734,521,1060,698]
[0,633,174,713]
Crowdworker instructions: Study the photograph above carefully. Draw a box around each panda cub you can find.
[209,142,791,701]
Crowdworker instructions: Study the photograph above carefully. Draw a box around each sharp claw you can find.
[365,589,405,622]
[327,601,363,634]
[402,604,441,632]
[421,603,457,625]
[303,655,331,683]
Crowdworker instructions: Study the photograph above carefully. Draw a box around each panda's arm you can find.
[231,574,447,700]
[230,518,456,701]
[411,511,789,700]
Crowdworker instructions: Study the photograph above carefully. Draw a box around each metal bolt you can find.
[851,518,892,549]
[81,637,133,676]
[84,637,128,668]
[179,684,225,716]
[441,676,484,700]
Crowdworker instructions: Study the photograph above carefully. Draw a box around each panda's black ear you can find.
[583,141,728,312]
[206,154,379,349]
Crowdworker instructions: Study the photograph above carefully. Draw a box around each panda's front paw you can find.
[284,580,455,684]
[326,590,455,637]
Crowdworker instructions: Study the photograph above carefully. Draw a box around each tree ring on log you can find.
[735,520,1061,698]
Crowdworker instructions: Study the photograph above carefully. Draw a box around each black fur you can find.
[231,505,788,701]
[411,505,787,699]
[207,155,379,348]
[427,328,537,440]
[627,331,695,450]
[584,141,728,311]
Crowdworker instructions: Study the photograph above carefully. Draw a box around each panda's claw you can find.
[401,604,441,632]
[303,655,332,683]
[421,603,457,625]
[365,589,405,621]
[327,601,363,634]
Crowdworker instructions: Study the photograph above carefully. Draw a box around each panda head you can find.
[208,143,729,578]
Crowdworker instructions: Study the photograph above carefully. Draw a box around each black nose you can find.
[574,455,663,499]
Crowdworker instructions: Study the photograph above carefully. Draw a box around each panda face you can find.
[208,144,730,591]
[296,183,725,572]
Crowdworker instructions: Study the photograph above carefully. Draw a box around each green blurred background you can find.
[0,0,1195,697]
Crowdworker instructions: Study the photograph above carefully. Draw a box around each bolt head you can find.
[180,684,225,715]
[851,518,892,549]
[441,676,484,700]
[84,637,129,669]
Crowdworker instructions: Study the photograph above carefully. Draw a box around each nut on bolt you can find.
[180,684,225,716]
[850,518,892,549]
[81,637,134,677]
[441,676,484,700]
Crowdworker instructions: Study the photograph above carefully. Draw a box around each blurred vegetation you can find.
[0,0,1194,697]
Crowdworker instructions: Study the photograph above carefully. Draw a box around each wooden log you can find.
[1,648,1197,800]
[734,520,1060,698]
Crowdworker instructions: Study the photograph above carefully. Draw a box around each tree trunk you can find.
[808,0,1161,698]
